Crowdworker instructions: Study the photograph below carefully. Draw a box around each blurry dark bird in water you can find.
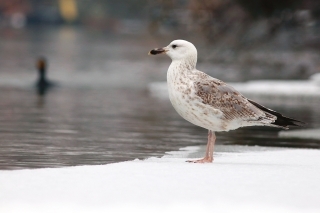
[35,57,56,95]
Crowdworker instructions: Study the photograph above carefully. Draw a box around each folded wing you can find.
[193,75,304,129]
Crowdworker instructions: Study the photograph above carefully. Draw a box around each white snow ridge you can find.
[1,145,320,213]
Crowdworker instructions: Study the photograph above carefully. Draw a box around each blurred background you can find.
[0,0,319,169]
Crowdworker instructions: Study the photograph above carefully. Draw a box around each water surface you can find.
[0,27,319,170]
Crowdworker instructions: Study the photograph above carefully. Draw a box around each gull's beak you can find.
[148,47,168,55]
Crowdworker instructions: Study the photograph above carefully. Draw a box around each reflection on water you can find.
[0,87,205,169]
[0,87,319,170]
[0,27,319,170]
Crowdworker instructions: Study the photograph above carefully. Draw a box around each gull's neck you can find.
[169,57,197,75]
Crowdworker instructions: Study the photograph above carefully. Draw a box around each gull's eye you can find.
[172,44,177,49]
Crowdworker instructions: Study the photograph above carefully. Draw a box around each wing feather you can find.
[193,76,273,123]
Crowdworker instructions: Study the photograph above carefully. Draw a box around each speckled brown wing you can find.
[193,78,272,122]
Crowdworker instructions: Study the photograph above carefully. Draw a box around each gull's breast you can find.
[167,70,224,131]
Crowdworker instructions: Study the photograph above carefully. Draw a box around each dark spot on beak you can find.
[149,48,166,55]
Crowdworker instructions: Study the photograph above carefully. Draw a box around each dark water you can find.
[0,27,319,170]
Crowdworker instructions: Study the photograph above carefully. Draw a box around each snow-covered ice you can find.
[310,73,320,86]
[279,128,320,140]
[149,78,320,104]
[229,80,320,104]
[1,145,320,213]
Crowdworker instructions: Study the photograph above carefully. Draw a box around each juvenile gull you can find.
[149,40,305,163]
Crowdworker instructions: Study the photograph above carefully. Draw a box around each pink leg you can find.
[187,130,216,163]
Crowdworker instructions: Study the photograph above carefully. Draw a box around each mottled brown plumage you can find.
[193,76,278,128]
[149,39,304,163]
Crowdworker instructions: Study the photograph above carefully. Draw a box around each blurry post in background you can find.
[58,0,78,23]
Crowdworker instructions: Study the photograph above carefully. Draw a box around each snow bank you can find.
[1,145,320,213]
[310,73,320,86]
[279,128,320,140]
[229,80,320,104]
[149,79,320,104]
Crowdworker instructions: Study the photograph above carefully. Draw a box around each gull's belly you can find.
[166,67,243,131]
[168,84,224,131]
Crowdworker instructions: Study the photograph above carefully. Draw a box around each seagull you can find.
[149,40,305,163]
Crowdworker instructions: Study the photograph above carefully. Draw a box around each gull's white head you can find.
[149,40,197,63]
[165,40,197,61]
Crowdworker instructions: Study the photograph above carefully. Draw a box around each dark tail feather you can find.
[248,99,306,129]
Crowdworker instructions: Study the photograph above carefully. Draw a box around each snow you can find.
[229,80,320,104]
[279,128,320,140]
[1,145,320,213]
[229,80,319,96]
[310,73,320,86]
[148,78,320,104]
